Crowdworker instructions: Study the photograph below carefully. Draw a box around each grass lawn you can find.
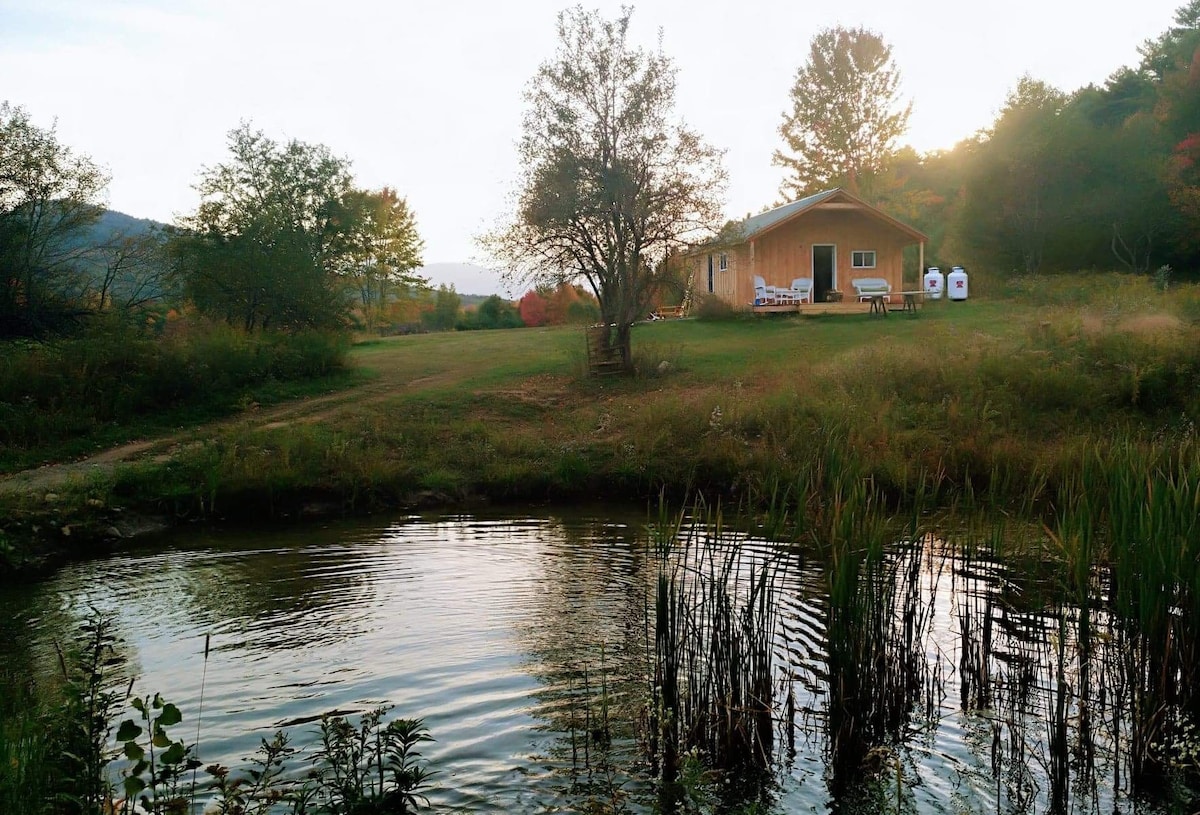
[5,273,1200,548]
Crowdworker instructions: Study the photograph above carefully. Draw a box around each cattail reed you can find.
[647,502,784,804]
[817,469,933,791]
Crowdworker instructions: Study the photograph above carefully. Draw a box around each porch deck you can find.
[751,299,889,316]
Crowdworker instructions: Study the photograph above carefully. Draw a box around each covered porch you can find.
[751,293,924,316]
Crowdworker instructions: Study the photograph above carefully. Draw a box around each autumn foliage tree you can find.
[331,187,426,332]
[485,6,725,370]
[544,282,586,324]
[1157,5,1200,249]
[518,289,548,326]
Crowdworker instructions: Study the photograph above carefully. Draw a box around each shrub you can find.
[0,319,350,458]
[693,294,737,321]
[565,298,601,325]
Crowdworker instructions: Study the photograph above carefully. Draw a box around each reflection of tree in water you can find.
[0,519,391,707]
[9,507,1196,812]
[514,513,798,814]
[0,561,145,686]
[894,535,1200,815]
[510,514,657,812]
[168,524,388,650]
[0,577,58,678]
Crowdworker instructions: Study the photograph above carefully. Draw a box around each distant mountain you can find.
[53,209,165,256]
[69,220,519,302]
[91,209,165,241]
[418,262,513,299]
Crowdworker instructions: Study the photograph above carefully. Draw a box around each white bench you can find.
[851,277,892,302]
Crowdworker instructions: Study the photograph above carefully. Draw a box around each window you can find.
[851,250,876,269]
[718,253,729,271]
[706,255,715,293]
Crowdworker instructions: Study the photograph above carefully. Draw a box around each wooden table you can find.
[900,290,924,316]
[867,294,888,316]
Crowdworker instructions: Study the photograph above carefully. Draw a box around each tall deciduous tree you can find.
[173,124,354,332]
[0,102,109,337]
[958,77,1070,274]
[774,27,911,202]
[95,229,172,312]
[421,284,461,332]
[1155,5,1200,252]
[484,6,725,370]
[331,187,426,332]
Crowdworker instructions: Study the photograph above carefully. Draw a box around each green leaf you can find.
[131,696,146,714]
[161,742,187,765]
[116,719,142,741]
[152,730,173,749]
[123,776,147,797]
[157,702,182,727]
[123,741,145,761]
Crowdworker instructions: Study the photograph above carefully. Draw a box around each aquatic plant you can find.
[306,708,435,815]
[816,471,936,793]
[201,711,436,815]
[1085,437,1200,791]
[0,609,132,815]
[647,503,783,810]
[114,692,201,815]
[0,672,58,815]
[205,732,297,815]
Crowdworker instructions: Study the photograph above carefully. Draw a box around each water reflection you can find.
[0,511,1194,813]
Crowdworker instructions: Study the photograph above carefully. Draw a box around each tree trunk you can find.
[616,321,633,372]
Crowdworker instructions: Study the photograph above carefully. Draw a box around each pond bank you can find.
[4,284,1200,578]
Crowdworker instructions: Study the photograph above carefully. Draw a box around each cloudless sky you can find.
[0,0,1185,285]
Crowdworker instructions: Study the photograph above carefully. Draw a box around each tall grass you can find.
[964,429,1200,802]
[804,464,937,794]
[0,674,58,815]
[1065,436,1200,790]
[0,611,127,815]
[647,503,783,809]
[0,317,349,467]
[11,280,1200,541]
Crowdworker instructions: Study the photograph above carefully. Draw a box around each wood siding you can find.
[690,246,748,304]
[691,199,920,309]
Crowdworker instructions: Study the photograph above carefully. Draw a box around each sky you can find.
[0,0,1186,294]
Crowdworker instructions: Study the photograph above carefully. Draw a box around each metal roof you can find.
[686,187,927,256]
[737,189,839,240]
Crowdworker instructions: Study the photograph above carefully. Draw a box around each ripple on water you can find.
[0,512,1178,814]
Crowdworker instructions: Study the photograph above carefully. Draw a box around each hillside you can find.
[90,209,164,241]
[70,217,511,302]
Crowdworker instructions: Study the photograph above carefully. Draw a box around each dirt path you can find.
[0,364,453,497]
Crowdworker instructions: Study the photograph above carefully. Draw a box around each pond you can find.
[0,509,1193,813]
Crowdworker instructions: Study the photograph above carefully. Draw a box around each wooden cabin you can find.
[687,188,928,308]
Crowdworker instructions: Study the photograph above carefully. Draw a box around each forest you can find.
[866,1,1200,278]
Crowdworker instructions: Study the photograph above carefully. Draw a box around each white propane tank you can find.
[948,266,968,301]
[923,266,944,300]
